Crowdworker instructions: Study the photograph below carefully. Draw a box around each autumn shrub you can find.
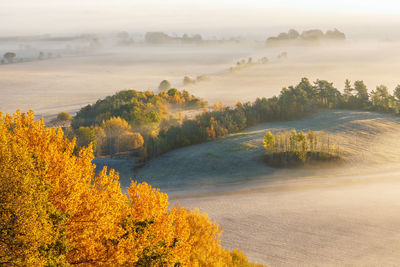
[57,112,72,122]
[0,110,262,266]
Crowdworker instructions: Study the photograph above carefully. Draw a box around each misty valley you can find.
[2,4,400,265]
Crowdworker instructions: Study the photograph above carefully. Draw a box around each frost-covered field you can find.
[135,110,400,266]
[137,110,400,194]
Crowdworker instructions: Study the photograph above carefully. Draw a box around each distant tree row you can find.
[139,78,400,161]
[266,28,345,45]
[229,56,269,72]
[1,51,58,64]
[182,75,210,86]
[68,77,400,160]
[181,56,270,88]
[263,129,342,167]
[145,32,203,44]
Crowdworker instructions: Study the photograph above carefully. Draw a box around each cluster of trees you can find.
[49,111,72,127]
[263,129,341,167]
[0,110,263,266]
[70,89,208,155]
[72,89,207,130]
[343,80,400,113]
[139,78,400,162]
[69,117,144,156]
[140,102,249,160]
[145,32,203,44]
[182,33,203,44]
[2,52,16,63]
[183,75,210,86]
[266,28,345,45]
[1,51,59,64]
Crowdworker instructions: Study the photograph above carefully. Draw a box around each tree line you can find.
[67,77,400,161]
[139,78,400,161]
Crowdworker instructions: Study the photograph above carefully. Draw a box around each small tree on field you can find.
[52,112,72,127]
[158,80,171,92]
[3,52,16,63]
[183,76,194,86]
[57,112,72,122]
[263,131,275,152]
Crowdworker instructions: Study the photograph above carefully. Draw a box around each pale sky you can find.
[1,0,400,38]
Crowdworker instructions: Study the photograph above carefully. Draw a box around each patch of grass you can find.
[205,152,222,158]
[242,142,258,149]
[223,142,258,152]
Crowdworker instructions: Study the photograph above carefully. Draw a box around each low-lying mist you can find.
[184,40,400,105]
[1,40,400,119]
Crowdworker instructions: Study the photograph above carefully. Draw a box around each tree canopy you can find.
[0,110,263,266]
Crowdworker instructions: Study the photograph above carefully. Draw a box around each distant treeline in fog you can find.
[266,28,345,46]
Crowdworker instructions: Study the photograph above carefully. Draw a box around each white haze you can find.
[1,0,400,40]
[1,40,400,117]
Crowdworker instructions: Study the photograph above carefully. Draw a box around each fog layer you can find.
[1,41,400,118]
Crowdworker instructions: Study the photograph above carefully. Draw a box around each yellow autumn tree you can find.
[0,110,264,266]
[0,111,67,265]
[0,110,127,265]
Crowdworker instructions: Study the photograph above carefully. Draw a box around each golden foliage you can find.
[96,117,143,155]
[213,101,224,111]
[0,110,264,266]
[118,131,144,151]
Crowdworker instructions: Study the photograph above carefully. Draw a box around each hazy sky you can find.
[1,0,400,38]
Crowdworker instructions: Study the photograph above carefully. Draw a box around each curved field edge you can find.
[134,109,400,194]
